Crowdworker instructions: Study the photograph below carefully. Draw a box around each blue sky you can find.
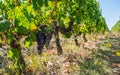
[97,0,120,30]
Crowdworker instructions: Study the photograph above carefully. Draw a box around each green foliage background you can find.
[111,20,120,32]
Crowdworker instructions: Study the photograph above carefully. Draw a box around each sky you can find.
[97,0,120,30]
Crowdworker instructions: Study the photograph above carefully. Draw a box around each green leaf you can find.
[7,34,14,45]
[63,31,72,38]
[0,21,11,32]
[16,26,29,35]
[8,49,14,59]
[24,33,36,47]
[32,0,39,10]
[37,0,43,7]
[24,40,31,48]
[8,49,19,60]
[44,0,48,7]
[22,9,31,22]
[73,24,79,35]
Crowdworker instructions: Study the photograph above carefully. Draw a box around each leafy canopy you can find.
[0,0,109,45]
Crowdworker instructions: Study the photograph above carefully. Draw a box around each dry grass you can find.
[1,32,120,75]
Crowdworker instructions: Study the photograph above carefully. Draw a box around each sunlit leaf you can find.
[106,43,112,47]
[116,50,120,57]
[8,49,19,60]
[24,41,31,48]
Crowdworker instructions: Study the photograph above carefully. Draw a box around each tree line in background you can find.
[111,19,120,32]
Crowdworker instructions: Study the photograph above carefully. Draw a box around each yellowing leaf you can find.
[0,38,2,43]
[116,50,120,57]
[95,60,102,66]
[29,24,37,32]
[97,62,102,66]
[106,43,112,47]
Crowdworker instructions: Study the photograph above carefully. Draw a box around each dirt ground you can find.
[0,32,120,75]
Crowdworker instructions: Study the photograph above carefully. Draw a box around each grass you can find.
[0,32,120,75]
